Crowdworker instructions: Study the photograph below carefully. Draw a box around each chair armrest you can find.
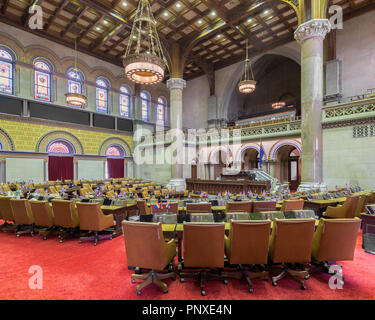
[165,238,177,260]
[103,213,114,228]
[324,205,344,218]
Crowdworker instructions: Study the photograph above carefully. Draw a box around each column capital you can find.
[167,78,186,90]
[294,19,331,45]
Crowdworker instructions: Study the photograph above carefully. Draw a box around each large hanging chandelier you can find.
[65,38,87,107]
[123,0,168,85]
[238,39,256,94]
[272,101,286,109]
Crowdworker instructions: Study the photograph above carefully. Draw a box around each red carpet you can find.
[0,229,374,300]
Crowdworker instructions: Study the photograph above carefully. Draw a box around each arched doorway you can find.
[275,145,301,191]
[241,148,259,170]
[210,150,227,180]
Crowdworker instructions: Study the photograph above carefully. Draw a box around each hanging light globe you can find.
[123,0,167,85]
[238,39,256,94]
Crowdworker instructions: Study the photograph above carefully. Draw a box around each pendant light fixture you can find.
[123,0,168,85]
[238,39,256,94]
[65,38,87,107]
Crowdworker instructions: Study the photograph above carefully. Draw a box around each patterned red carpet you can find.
[0,228,374,300]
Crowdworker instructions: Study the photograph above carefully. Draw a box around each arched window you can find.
[106,145,125,157]
[47,141,73,154]
[140,91,150,122]
[34,59,52,101]
[157,96,166,124]
[96,77,109,113]
[0,48,14,95]
[119,85,131,117]
[67,68,84,96]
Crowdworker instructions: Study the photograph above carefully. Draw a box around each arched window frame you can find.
[140,90,150,122]
[34,58,53,102]
[119,84,131,118]
[0,46,15,95]
[105,144,125,157]
[67,67,85,96]
[47,140,74,154]
[156,96,167,125]
[96,77,110,113]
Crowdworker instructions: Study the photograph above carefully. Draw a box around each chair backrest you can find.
[122,221,171,270]
[0,196,14,221]
[10,199,34,225]
[354,195,367,218]
[151,202,178,214]
[312,218,361,262]
[137,200,149,215]
[252,201,277,213]
[186,202,212,214]
[76,202,107,231]
[183,223,225,268]
[51,199,79,228]
[228,220,271,265]
[29,201,54,227]
[226,201,252,213]
[281,199,304,212]
[269,218,315,263]
[344,195,360,218]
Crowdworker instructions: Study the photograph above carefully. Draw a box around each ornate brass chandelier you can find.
[272,101,286,109]
[238,39,256,94]
[65,38,87,107]
[123,0,168,85]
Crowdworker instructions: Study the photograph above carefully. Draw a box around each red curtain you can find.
[48,156,74,181]
[107,158,124,178]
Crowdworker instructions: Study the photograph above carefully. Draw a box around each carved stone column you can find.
[166,78,186,191]
[294,19,331,192]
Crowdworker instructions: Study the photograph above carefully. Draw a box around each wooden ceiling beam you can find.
[44,0,70,32]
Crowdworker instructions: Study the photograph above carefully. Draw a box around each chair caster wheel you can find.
[94,243,97,246]
[180,278,184,283]
[223,279,228,285]
[136,291,141,296]
[43,236,47,240]
[168,265,173,272]
[264,276,268,281]
[249,288,254,293]
[163,289,168,294]
[201,290,206,296]
[301,285,306,290]
[131,279,135,284]
[59,239,63,243]
[16,234,20,237]
[30,233,34,237]
[304,275,310,280]
[272,281,277,287]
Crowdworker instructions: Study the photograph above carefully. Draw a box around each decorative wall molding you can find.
[98,137,132,157]
[35,130,84,154]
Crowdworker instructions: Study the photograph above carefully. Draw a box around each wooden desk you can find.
[102,204,137,237]
[304,198,346,218]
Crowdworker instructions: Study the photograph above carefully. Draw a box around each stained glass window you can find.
[157,96,166,124]
[34,60,51,101]
[119,85,130,117]
[67,69,84,95]
[140,91,150,122]
[106,146,123,157]
[48,141,71,154]
[96,78,109,113]
[0,48,14,95]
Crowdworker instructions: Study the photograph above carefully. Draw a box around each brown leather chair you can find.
[137,200,151,215]
[180,222,225,296]
[354,194,367,218]
[186,202,212,214]
[324,195,360,219]
[51,199,80,243]
[222,220,271,293]
[252,201,277,213]
[226,201,252,213]
[151,202,178,215]
[280,199,304,212]
[29,201,54,240]
[310,218,361,276]
[0,196,15,231]
[76,202,114,246]
[269,218,315,289]
[122,221,176,295]
[10,199,35,237]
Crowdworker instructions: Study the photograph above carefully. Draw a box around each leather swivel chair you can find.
[0,196,16,231]
[180,223,225,296]
[29,201,55,240]
[280,199,305,212]
[269,218,315,289]
[186,202,212,214]
[252,201,276,213]
[222,220,271,293]
[137,200,151,215]
[76,202,114,246]
[310,218,361,277]
[324,195,360,219]
[226,201,252,213]
[10,199,35,237]
[122,221,176,295]
[51,199,80,243]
